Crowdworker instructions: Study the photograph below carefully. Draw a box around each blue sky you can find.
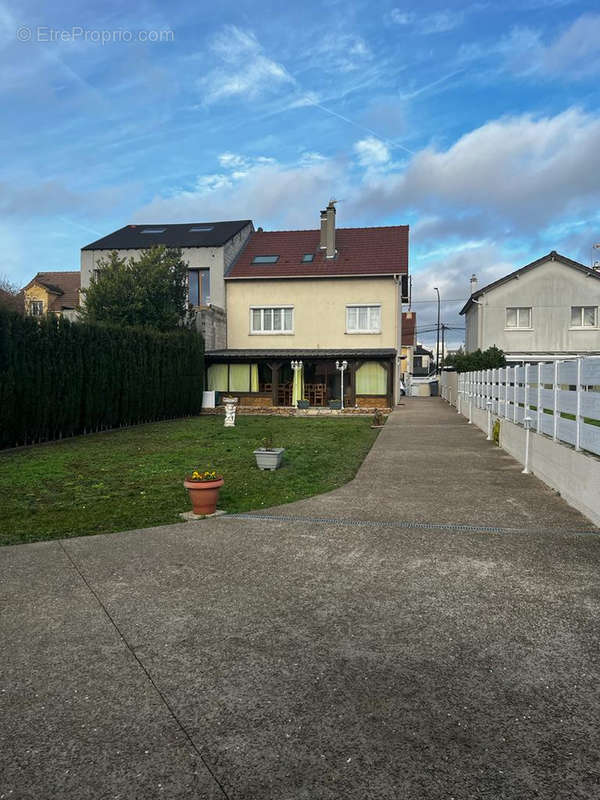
[2,0,600,347]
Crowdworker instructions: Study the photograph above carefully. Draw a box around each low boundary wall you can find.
[441,371,600,527]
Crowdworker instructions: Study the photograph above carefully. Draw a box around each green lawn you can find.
[0,415,380,546]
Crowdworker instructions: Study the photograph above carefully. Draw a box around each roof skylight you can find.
[252,255,280,264]
[189,226,214,232]
[301,253,314,262]
[141,228,166,234]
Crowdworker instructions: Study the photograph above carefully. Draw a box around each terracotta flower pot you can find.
[183,477,224,516]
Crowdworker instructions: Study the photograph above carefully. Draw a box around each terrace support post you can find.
[383,360,393,409]
[268,362,281,407]
[576,356,582,452]
[347,361,357,408]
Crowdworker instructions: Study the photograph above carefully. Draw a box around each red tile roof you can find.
[402,311,416,346]
[226,226,408,279]
[25,271,81,311]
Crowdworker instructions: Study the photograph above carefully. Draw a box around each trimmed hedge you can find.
[0,309,204,449]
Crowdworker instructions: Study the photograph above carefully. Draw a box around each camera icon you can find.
[16,26,32,42]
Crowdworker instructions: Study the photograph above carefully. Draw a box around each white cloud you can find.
[388,8,464,34]
[354,136,390,167]
[199,25,294,104]
[351,108,600,232]
[134,156,344,229]
[218,152,248,169]
[462,14,600,80]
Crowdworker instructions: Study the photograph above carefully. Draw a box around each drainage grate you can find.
[227,513,600,537]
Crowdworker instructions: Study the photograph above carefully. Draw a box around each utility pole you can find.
[441,323,446,369]
[434,287,440,373]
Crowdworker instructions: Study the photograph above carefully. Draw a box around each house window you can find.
[355,362,387,395]
[30,300,44,316]
[250,306,293,334]
[207,363,259,392]
[189,269,210,305]
[505,307,532,329]
[571,306,597,328]
[346,305,381,334]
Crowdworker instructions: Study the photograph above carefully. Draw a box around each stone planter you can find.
[253,448,285,471]
[183,476,224,515]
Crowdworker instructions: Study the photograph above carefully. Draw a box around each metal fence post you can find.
[513,366,518,423]
[575,356,582,452]
[504,367,509,419]
[553,361,559,441]
[468,372,473,424]
[536,363,542,434]
[524,363,529,422]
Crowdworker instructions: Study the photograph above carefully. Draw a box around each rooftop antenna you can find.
[593,243,600,270]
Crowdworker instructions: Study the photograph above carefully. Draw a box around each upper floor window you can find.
[189,269,210,306]
[571,306,597,328]
[30,300,44,316]
[346,304,381,334]
[506,307,532,329]
[251,306,293,334]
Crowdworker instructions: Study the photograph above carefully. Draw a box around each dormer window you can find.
[252,255,279,264]
[301,253,314,262]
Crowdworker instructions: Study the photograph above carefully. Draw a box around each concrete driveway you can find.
[2,399,600,799]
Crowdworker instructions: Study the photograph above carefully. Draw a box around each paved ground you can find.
[2,398,600,800]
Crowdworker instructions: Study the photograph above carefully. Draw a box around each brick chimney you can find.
[470,273,478,294]
[320,200,336,259]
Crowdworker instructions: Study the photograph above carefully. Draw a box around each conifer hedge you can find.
[0,308,205,449]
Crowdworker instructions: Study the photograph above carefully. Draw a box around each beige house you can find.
[23,271,80,320]
[206,203,409,409]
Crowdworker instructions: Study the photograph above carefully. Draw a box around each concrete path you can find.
[2,399,600,799]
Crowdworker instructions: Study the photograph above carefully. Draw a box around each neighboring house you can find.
[23,271,81,320]
[205,202,409,408]
[80,220,253,350]
[411,344,434,376]
[460,251,600,363]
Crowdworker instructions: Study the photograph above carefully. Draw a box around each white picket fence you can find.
[453,358,600,457]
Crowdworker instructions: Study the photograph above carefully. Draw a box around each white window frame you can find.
[30,300,44,316]
[250,305,294,335]
[346,304,382,334]
[570,305,598,329]
[505,306,532,330]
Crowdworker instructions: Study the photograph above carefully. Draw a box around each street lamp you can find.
[336,360,348,410]
[434,287,441,373]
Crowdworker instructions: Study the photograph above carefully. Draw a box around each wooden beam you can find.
[267,361,282,406]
